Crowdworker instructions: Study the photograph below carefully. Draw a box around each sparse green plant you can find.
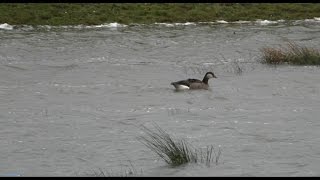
[85,162,143,177]
[232,61,243,75]
[138,124,221,167]
[261,41,320,65]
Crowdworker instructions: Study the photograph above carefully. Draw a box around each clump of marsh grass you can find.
[261,42,320,65]
[138,124,221,167]
[231,61,243,75]
[85,162,143,177]
[88,168,142,177]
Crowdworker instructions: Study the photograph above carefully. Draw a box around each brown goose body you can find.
[171,72,217,91]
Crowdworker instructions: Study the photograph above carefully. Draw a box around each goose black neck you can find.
[202,76,209,84]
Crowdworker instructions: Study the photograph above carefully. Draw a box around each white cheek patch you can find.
[176,85,190,90]
[207,74,214,78]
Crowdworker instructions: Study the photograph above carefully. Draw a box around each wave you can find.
[1,17,320,31]
[155,22,196,27]
[0,23,13,30]
[39,22,127,29]
[62,22,128,29]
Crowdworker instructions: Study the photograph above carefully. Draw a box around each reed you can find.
[138,124,221,167]
[261,42,320,65]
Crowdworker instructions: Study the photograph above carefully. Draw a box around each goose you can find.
[170,72,217,91]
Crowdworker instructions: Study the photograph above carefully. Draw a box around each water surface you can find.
[0,20,320,176]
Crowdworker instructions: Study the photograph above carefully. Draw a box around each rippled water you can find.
[1,20,320,176]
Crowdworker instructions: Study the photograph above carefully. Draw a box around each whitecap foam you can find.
[304,19,314,22]
[155,22,196,27]
[61,23,128,29]
[256,19,278,25]
[38,25,53,29]
[20,25,34,31]
[154,22,174,27]
[304,17,320,23]
[174,22,196,26]
[0,23,13,30]
[233,20,251,24]
[37,23,127,29]
[97,22,127,28]
[198,21,216,24]
[216,20,228,24]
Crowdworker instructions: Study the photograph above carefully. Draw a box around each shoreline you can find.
[1,3,320,26]
[1,18,320,31]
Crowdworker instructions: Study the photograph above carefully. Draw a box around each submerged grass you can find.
[261,42,320,65]
[1,3,320,25]
[85,161,143,177]
[138,124,221,167]
[84,124,220,176]
[86,168,142,177]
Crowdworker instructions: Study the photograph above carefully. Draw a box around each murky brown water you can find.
[1,20,320,176]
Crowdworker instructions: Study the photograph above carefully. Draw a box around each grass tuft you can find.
[138,124,221,167]
[85,161,143,177]
[261,41,320,65]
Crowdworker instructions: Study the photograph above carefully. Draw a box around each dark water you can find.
[1,20,320,176]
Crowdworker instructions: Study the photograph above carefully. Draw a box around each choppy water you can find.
[1,19,320,176]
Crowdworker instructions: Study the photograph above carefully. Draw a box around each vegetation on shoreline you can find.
[138,124,221,167]
[261,42,320,65]
[1,3,320,25]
